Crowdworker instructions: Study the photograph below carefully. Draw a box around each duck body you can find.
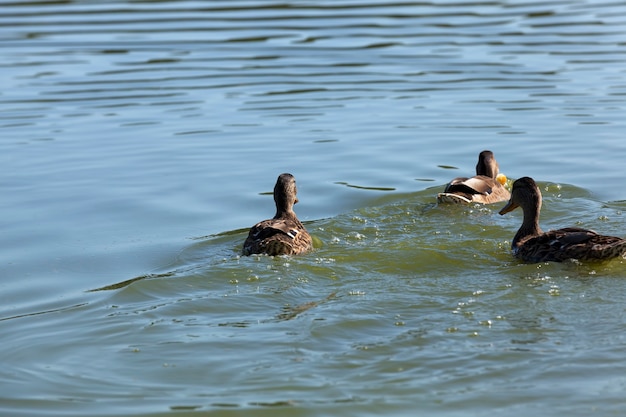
[242,173,313,256]
[512,227,626,263]
[243,217,312,256]
[438,174,507,205]
[437,150,510,205]
[499,176,626,263]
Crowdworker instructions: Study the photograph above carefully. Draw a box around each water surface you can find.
[1,1,626,416]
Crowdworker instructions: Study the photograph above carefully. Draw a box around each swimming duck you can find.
[499,176,626,262]
[242,173,313,256]
[437,150,510,205]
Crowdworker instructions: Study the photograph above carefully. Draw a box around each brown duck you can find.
[499,176,626,262]
[438,150,510,205]
[242,173,313,256]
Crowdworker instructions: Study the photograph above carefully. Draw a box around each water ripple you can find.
[2,2,626,414]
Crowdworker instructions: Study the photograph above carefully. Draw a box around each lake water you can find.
[1,1,626,415]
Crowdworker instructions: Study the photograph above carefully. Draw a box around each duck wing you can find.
[518,227,626,262]
[247,219,300,241]
[444,175,494,196]
[250,219,299,239]
[439,175,510,204]
[243,218,311,256]
[551,227,598,245]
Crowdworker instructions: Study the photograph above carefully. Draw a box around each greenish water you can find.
[1,1,626,416]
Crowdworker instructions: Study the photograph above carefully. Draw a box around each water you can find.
[1,1,626,415]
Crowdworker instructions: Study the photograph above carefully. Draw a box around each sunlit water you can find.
[1,1,626,416]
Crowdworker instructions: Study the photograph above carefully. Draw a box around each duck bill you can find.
[498,200,518,215]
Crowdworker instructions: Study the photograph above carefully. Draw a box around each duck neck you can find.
[477,153,497,179]
[476,163,498,178]
[514,201,543,246]
[274,197,296,220]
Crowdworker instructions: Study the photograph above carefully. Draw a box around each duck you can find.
[499,176,626,262]
[242,173,313,256]
[437,150,510,205]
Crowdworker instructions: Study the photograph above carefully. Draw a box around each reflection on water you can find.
[1,1,626,416]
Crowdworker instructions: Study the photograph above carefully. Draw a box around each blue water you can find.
[1,1,626,416]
